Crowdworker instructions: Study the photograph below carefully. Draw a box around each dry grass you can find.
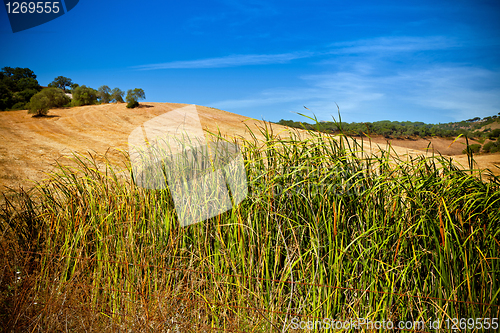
[1,121,499,332]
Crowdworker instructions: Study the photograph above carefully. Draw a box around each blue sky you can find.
[1,0,500,123]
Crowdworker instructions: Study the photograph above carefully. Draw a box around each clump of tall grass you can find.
[1,120,499,332]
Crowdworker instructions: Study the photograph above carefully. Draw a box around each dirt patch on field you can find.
[1,103,499,198]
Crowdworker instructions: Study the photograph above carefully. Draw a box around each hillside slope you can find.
[0,102,284,192]
[0,103,498,195]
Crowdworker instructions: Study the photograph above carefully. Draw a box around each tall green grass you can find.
[1,123,499,332]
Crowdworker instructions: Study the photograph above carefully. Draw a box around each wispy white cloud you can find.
[301,71,385,112]
[134,35,458,71]
[133,35,499,122]
[211,68,385,120]
[133,52,313,70]
[398,67,500,121]
[328,36,460,55]
[212,64,500,122]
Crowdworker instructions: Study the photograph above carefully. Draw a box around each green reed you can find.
[1,122,499,332]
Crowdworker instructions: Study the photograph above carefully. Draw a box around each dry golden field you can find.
[0,102,498,195]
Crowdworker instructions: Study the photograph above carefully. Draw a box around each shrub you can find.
[126,100,139,108]
[482,142,497,153]
[27,87,70,116]
[462,143,481,155]
[72,85,98,106]
[125,88,145,108]
[487,129,500,139]
[11,101,28,110]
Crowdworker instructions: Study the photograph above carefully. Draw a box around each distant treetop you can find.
[48,76,74,93]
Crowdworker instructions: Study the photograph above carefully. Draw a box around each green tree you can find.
[27,88,70,116]
[70,83,79,93]
[1,67,37,89]
[487,129,500,139]
[482,142,497,153]
[48,76,74,93]
[98,85,111,103]
[0,67,41,110]
[462,143,481,155]
[126,88,145,108]
[72,85,98,106]
[404,127,415,137]
[0,81,14,110]
[110,88,125,103]
[12,77,41,109]
[16,77,40,91]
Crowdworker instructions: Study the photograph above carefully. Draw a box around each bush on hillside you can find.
[125,88,145,108]
[126,100,139,108]
[27,87,70,116]
[482,141,499,153]
[487,129,500,139]
[462,143,481,155]
[72,85,98,106]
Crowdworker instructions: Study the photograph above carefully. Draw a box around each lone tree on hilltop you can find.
[98,85,111,103]
[110,88,125,103]
[27,87,70,117]
[126,88,145,108]
[48,76,74,93]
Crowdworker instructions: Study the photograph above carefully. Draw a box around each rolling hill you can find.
[1,102,498,196]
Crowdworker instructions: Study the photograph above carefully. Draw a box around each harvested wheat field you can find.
[0,102,271,193]
[0,102,499,195]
